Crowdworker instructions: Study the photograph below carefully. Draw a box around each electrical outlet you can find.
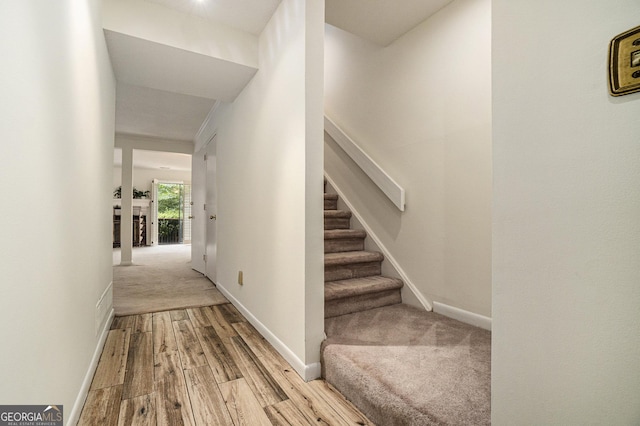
[238,271,243,285]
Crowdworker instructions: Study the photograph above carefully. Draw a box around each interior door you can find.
[191,147,206,274]
[205,137,217,283]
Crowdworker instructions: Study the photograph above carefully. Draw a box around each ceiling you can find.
[108,0,451,167]
[145,0,282,35]
[326,0,454,46]
[114,148,192,171]
[116,82,215,142]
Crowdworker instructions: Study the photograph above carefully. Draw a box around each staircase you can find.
[322,179,491,426]
[323,180,403,318]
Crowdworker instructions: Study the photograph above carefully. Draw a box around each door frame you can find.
[152,179,188,245]
[204,135,218,283]
[191,145,207,274]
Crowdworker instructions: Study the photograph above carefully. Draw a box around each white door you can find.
[205,137,217,283]
[191,148,206,273]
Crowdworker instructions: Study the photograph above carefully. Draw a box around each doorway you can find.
[155,181,192,245]
[190,136,217,281]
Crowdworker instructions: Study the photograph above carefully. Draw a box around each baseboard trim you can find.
[433,302,491,331]
[215,284,320,382]
[324,175,433,312]
[67,308,115,426]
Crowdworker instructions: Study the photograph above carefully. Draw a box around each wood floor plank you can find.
[279,368,372,425]
[154,350,185,386]
[118,393,156,426]
[204,305,238,339]
[91,329,131,390]
[230,323,362,425]
[80,304,372,426]
[232,322,289,369]
[134,313,152,333]
[123,332,154,399]
[218,378,272,426]
[264,399,316,426]
[173,319,207,370]
[156,376,196,426]
[194,326,243,383]
[112,315,136,330]
[169,309,189,321]
[78,385,123,426]
[229,335,288,407]
[184,365,235,426]
[217,303,246,324]
[152,311,177,354]
[187,307,212,328]
[308,379,374,425]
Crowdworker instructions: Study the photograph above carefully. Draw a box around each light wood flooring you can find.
[78,303,373,425]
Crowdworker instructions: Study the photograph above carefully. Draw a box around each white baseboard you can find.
[67,308,115,426]
[215,284,321,382]
[433,301,492,331]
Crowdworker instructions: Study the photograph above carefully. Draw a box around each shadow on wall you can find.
[325,133,403,239]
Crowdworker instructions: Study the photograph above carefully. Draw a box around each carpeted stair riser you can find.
[325,238,365,253]
[325,271,404,319]
[325,262,382,282]
[324,210,352,230]
[324,193,338,210]
[325,289,402,318]
[324,229,366,253]
[324,251,384,282]
[325,276,404,302]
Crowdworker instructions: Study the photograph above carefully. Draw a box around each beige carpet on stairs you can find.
[113,245,228,315]
[323,303,491,426]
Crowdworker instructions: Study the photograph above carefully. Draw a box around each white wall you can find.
[113,166,191,194]
[200,0,324,379]
[0,0,115,423]
[103,0,257,68]
[493,1,640,424]
[324,0,492,317]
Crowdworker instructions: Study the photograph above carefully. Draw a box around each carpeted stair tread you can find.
[324,193,338,202]
[324,251,383,266]
[322,304,491,426]
[325,276,403,301]
[324,229,366,240]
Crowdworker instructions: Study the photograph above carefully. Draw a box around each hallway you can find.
[113,245,227,316]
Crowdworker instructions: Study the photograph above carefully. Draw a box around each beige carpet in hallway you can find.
[113,245,227,315]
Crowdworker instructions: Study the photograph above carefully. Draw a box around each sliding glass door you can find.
[156,182,191,245]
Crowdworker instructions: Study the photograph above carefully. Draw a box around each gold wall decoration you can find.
[609,25,640,96]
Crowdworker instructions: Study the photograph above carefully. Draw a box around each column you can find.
[120,146,133,265]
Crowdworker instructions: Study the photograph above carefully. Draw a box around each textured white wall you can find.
[113,166,191,193]
[0,0,115,419]
[324,0,492,317]
[209,0,324,374]
[493,1,640,424]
